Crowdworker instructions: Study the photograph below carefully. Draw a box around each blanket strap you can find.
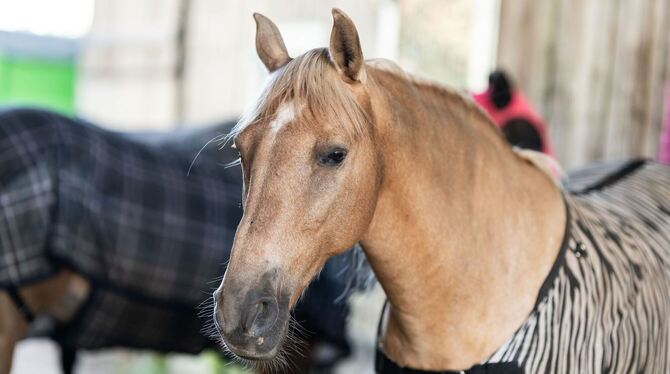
[6,286,35,323]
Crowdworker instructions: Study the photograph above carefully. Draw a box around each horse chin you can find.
[226,344,280,362]
[218,313,294,370]
[221,329,295,372]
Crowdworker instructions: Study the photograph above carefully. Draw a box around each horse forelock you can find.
[228,48,372,146]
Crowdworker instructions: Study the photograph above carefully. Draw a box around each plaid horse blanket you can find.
[0,108,350,355]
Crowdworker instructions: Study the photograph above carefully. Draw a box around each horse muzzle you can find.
[213,276,290,360]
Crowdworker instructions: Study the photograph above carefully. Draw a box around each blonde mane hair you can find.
[368,58,562,183]
[230,48,371,141]
[232,47,497,143]
[367,58,497,129]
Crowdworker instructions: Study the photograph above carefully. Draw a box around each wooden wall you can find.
[497,0,670,169]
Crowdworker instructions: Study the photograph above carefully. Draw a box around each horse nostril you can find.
[242,297,279,338]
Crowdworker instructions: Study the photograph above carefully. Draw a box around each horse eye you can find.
[318,148,348,166]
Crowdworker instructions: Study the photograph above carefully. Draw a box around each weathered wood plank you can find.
[498,0,670,169]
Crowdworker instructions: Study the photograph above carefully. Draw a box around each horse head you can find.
[213,9,384,365]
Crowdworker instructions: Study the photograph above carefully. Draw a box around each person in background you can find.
[659,84,670,165]
[473,70,555,156]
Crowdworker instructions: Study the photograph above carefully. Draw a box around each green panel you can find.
[0,54,76,115]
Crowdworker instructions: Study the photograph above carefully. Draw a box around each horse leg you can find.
[0,291,28,374]
[21,270,90,374]
[60,345,77,374]
[0,270,90,374]
[20,270,90,322]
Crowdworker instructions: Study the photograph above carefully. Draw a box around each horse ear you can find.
[253,13,291,72]
[329,8,365,83]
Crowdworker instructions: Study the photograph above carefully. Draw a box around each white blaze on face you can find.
[270,102,295,133]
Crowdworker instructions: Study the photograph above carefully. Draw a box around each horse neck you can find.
[360,68,566,369]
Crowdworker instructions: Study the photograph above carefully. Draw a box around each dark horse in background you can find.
[0,107,353,374]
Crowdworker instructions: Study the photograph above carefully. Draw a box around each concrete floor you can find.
[11,340,235,374]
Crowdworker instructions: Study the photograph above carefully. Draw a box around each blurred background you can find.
[2,0,668,168]
[1,0,669,373]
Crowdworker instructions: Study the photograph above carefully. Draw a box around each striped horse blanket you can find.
[375,159,670,374]
[484,159,670,372]
[0,108,351,356]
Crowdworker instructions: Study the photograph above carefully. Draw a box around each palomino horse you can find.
[213,9,670,373]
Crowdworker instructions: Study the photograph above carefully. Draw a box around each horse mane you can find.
[228,49,558,186]
[367,58,502,135]
[367,59,561,183]
[231,48,497,144]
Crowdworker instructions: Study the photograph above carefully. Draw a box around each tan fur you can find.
[254,13,291,72]
[0,270,90,374]
[364,67,565,369]
[219,9,566,371]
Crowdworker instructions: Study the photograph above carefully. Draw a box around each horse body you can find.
[353,65,567,369]
[214,9,670,373]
